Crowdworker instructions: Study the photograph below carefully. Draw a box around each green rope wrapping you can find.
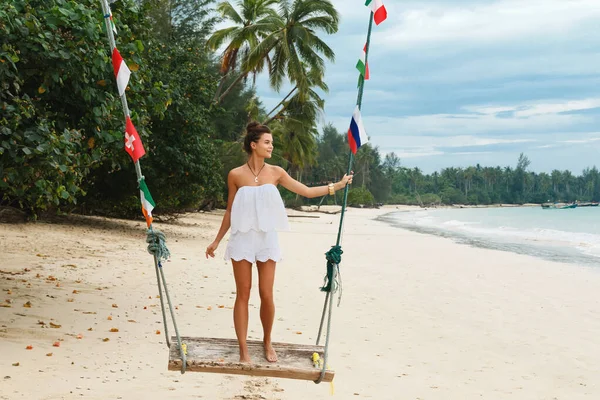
[146,229,170,262]
[321,245,343,293]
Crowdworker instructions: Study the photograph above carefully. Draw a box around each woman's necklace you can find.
[247,161,266,183]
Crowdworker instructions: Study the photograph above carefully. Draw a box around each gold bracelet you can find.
[328,182,335,196]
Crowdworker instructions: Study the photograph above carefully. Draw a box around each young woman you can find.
[205,121,353,363]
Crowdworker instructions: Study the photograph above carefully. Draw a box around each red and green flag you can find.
[109,8,117,35]
[103,6,118,35]
[139,178,155,227]
[356,43,370,80]
[365,0,387,25]
[108,4,117,35]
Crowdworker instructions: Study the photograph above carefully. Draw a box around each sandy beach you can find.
[1,207,599,399]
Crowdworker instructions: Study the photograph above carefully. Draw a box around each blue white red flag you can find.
[347,106,368,154]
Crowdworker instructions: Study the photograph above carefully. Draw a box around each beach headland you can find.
[1,208,599,399]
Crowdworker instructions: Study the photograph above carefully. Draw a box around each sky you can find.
[232,0,600,174]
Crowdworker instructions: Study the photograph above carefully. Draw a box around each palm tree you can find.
[463,166,476,196]
[271,118,318,178]
[209,0,339,104]
[207,0,279,101]
[551,169,562,194]
[262,64,328,125]
[246,0,339,95]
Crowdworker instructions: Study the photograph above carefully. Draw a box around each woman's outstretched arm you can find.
[277,166,353,199]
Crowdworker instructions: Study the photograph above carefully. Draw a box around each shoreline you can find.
[298,203,541,215]
[376,206,600,268]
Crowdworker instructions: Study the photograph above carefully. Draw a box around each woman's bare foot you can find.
[239,347,251,363]
[264,341,277,362]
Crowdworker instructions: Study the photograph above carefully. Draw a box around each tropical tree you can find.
[263,63,327,125]
[270,117,318,176]
[207,0,279,101]
[246,0,339,95]
[143,0,218,44]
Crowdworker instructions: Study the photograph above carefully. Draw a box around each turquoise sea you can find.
[379,206,600,266]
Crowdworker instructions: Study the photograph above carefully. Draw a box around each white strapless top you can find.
[230,184,290,234]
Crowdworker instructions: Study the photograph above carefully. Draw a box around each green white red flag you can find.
[138,178,155,227]
[356,43,370,80]
[108,8,117,35]
[365,0,387,25]
[103,6,117,35]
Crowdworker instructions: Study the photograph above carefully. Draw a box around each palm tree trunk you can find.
[217,71,248,103]
[262,86,298,125]
[213,77,228,102]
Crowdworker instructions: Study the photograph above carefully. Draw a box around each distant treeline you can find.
[293,126,600,207]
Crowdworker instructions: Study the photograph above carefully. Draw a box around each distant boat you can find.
[541,203,577,209]
[576,202,599,207]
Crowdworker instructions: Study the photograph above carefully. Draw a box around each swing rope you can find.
[98,0,186,373]
[146,226,186,374]
[320,245,343,302]
[313,11,375,385]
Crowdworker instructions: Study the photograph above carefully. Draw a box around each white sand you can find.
[1,207,599,399]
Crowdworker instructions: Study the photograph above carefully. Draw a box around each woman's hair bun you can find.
[246,121,261,131]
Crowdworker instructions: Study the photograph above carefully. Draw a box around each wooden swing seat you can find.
[168,337,335,382]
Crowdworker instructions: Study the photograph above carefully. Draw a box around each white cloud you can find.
[446,137,535,147]
[464,98,600,118]
[332,98,600,138]
[396,150,445,159]
[560,137,600,144]
[514,99,600,118]
[463,106,517,115]
[359,109,586,136]
[362,134,535,150]
[378,0,600,49]
[453,151,494,156]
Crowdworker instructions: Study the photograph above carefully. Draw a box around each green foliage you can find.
[347,186,375,207]
[388,193,416,205]
[141,42,224,210]
[212,84,261,142]
[143,0,218,44]
[0,113,89,212]
[0,0,230,217]
[420,193,441,206]
[85,1,225,215]
[0,0,129,215]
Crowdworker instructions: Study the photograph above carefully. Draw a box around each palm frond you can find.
[217,1,244,24]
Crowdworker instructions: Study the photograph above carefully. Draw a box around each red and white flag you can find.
[124,116,145,162]
[111,48,130,96]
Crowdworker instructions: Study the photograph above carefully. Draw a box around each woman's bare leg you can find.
[256,259,277,362]
[232,259,253,362]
